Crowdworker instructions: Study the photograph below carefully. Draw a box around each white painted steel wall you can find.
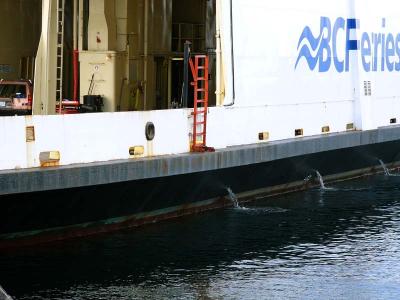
[355,0,400,129]
[206,103,354,149]
[226,0,354,107]
[3,0,400,171]
[0,110,189,170]
[219,0,400,131]
[0,117,27,170]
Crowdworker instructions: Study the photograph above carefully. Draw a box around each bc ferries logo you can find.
[295,17,400,72]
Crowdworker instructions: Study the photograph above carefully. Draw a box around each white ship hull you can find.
[1,0,400,247]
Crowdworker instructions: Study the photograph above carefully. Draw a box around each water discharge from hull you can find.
[3,139,400,249]
[3,175,400,299]
[315,171,336,191]
[379,159,391,176]
[378,159,400,177]
[0,285,12,300]
[226,188,288,213]
[226,187,243,209]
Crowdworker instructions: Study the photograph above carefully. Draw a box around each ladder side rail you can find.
[197,56,207,147]
[56,0,65,114]
[194,57,200,147]
[195,56,204,147]
[203,56,209,146]
[190,54,214,152]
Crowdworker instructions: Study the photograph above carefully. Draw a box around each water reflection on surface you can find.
[1,175,400,299]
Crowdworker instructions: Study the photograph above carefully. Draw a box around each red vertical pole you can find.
[203,56,209,146]
[190,55,214,152]
[193,57,198,150]
[73,50,79,102]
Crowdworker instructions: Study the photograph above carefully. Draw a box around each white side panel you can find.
[356,0,400,128]
[0,110,189,171]
[5,0,400,172]
[32,0,58,115]
[225,0,354,107]
[0,117,26,170]
[207,103,354,148]
[220,0,400,131]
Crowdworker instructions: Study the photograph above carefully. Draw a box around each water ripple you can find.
[2,175,400,299]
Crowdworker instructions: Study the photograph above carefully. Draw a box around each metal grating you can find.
[26,126,35,142]
[346,123,355,131]
[363,81,372,96]
[258,132,270,141]
[322,126,330,133]
[295,129,304,136]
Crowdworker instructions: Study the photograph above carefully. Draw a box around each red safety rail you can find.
[189,55,215,152]
[55,100,80,114]
[73,50,79,102]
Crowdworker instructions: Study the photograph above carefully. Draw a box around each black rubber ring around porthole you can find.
[145,122,155,141]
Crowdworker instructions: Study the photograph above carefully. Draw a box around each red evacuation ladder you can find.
[189,55,215,152]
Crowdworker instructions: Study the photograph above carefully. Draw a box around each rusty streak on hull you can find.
[0,160,397,250]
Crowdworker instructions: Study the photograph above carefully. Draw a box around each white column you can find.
[351,0,374,130]
[78,0,84,51]
[215,0,224,106]
[32,0,57,115]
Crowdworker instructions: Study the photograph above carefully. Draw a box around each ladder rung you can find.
[191,55,210,152]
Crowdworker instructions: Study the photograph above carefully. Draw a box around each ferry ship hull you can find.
[4,0,400,249]
[1,133,399,249]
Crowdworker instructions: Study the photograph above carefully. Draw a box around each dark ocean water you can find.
[1,174,400,299]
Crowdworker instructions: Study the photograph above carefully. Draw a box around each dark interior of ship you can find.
[0,0,217,113]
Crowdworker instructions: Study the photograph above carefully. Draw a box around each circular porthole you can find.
[145,122,155,141]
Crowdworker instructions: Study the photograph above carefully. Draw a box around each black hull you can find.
[1,139,400,248]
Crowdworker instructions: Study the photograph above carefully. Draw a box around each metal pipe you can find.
[215,0,222,106]
[78,0,83,51]
[224,0,235,107]
[183,41,191,108]
[168,58,172,108]
[73,50,79,102]
[73,0,79,101]
[143,0,148,110]
[73,0,78,50]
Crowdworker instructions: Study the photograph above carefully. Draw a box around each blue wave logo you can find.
[296,16,400,73]
[295,27,323,70]
[295,17,332,72]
